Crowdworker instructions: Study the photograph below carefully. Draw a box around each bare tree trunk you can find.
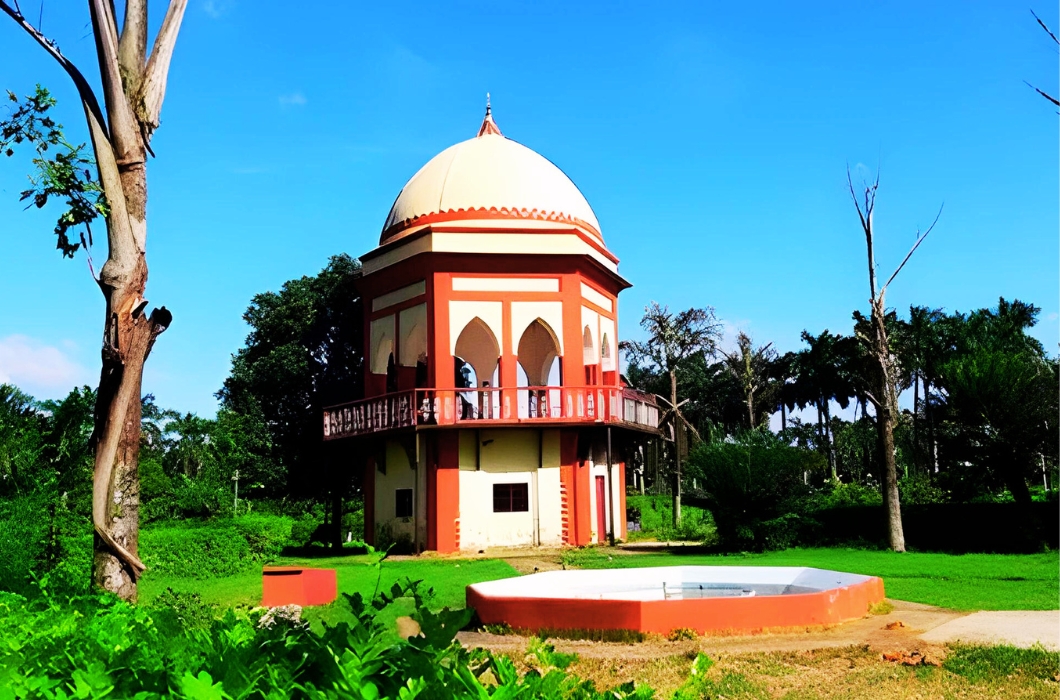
[846,167,935,554]
[872,299,906,552]
[1,0,188,599]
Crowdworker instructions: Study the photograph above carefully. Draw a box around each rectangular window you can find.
[395,488,413,518]
[493,483,529,513]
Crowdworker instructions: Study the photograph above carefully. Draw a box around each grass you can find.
[141,553,519,630]
[562,644,1060,699]
[565,547,1060,611]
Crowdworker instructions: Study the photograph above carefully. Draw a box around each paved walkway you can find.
[919,610,1060,651]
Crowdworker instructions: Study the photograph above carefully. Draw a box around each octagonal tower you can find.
[324,106,658,553]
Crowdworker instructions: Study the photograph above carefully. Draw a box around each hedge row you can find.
[810,502,1059,553]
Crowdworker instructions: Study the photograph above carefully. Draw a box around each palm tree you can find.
[720,332,779,430]
[621,302,721,526]
[789,330,856,480]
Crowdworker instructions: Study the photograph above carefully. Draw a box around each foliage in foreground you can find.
[0,578,655,700]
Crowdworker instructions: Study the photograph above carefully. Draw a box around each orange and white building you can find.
[324,106,659,553]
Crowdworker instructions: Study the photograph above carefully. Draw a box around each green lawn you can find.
[140,554,519,628]
[141,546,1057,618]
[566,547,1060,611]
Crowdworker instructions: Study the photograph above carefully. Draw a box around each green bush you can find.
[805,480,881,510]
[0,493,91,597]
[0,577,657,699]
[625,494,716,543]
[140,515,292,580]
[685,438,823,551]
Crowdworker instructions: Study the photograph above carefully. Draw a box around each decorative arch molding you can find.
[517,318,562,387]
[449,300,503,355]
[454,316,501,385]
[369,314,396,375]
[599,316,616,372]
[582,325,596,365]
[398,303,428,367]
[510,300,564,355]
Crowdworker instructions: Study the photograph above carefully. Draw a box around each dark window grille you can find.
[493,483,529,512]
[395,488,413,518]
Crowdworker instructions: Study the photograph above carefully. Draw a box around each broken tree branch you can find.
[881,204,944,293]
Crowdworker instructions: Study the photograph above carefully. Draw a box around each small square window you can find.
[395,488,413,518]
[493,483,529,513]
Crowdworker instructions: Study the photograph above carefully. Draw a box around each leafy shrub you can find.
[805,480,881,510]
[899,474,948,505]
[140,515,292,580]
[149,588,216,630]
[0,575,657,699]
[686,438,823,551]
[289,513,318,547]
[625,495,716,543]
[0,493,91,597]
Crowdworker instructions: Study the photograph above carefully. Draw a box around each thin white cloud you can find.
[0,335,87,390]
[279,92,307,107]
[202,0,230,19]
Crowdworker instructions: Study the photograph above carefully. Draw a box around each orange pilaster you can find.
[561,430,592,546]
[430,431,460,553]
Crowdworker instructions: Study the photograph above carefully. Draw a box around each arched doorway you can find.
[517,318,561,418]
[454,317,500,419]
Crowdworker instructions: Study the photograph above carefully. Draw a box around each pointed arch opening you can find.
[583,324,598,385]
[517,318,562,418]
[454,317,500,419]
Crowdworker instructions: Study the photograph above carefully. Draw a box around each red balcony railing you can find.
[322,386,660,440]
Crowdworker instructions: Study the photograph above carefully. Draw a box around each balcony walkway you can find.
[323,386,660,440]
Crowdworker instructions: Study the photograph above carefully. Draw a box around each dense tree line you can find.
[625,298,1058,512]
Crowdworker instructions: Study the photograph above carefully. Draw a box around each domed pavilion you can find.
[323,105,659,553]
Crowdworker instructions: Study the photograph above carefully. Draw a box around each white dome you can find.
[380,115,602,246]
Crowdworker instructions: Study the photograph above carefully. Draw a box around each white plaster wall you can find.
[373,280,426,312]
[581,306,599,364]
[452,277,559,293]
[449,301,503,355]
[399,303,428,367]
[599,316,616,372]
[369,315,396,374]
[580,281,613,312]
[375,440,416,544]
[457,429,563,550]
[511,301,564,355]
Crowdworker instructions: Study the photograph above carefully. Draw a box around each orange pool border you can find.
[467,574,885,635]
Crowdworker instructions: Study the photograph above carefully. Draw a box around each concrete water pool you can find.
[467,566,885,634]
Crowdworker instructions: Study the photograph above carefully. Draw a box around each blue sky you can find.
[1,1,1056,417]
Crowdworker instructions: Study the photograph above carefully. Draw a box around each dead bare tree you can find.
[1027,9,1059,107]
[1,0,187,600]
[847,167,941,553]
